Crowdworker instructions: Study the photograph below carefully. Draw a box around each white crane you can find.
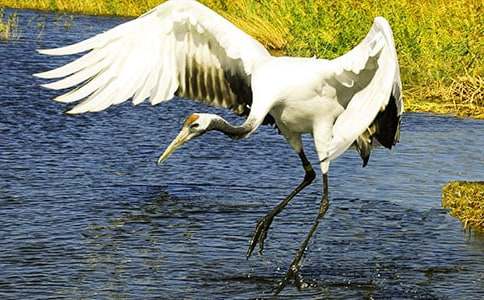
[35,0,403,294]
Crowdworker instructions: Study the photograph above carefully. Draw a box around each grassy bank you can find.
[0,0,482,119]
[442,182,484,232]
[0,8,19,40]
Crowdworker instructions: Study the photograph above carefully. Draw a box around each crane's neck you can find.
[208,116,257,139]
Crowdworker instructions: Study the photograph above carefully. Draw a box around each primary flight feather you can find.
[35,0,403,294]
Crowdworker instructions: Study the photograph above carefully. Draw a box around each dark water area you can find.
[1,9,483,299]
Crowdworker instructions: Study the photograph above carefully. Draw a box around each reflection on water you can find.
[1,9,483,299]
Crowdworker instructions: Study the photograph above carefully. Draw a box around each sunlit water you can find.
[1,9,483,299]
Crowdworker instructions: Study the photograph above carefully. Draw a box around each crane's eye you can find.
[190,123,199,129]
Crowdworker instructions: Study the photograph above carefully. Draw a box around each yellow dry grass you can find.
[0,8,19,40]
[442,182,484,232]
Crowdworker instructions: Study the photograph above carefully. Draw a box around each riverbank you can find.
[1,0,482,119]
[442,182,484,232]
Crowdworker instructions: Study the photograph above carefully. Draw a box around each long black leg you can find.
[273,173,330,295]
[246,150,316,258]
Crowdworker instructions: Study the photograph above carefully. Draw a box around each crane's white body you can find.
[35,0,403,174]
[249,57,335,172]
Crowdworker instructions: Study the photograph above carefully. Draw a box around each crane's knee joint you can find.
[304,166,316,182]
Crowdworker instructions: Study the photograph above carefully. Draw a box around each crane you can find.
[34,0,403,294]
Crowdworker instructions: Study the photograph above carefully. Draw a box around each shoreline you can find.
[1,1,482,120]
[442,182,484,232]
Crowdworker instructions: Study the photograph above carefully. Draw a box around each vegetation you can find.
[442,182,484,232]
[0,8,19,40]
[0,0,482,118]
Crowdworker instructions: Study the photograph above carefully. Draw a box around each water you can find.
[1,9,483,299]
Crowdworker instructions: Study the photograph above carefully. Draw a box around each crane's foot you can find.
[273,262,308,295]
[246,215,274,258]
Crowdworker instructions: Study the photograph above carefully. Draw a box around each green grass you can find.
[0,8,19,40]
[0,0,482,118]
[442,182,484,232]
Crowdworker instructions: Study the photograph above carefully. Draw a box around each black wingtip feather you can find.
[355,94,401,167]
[374,94,400,149]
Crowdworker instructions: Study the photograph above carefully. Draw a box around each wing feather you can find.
[325,17,403,162]
[34,49,104,79]
[35,0,270,116]
[41,57,110,90]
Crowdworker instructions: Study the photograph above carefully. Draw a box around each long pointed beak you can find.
[157,128,191,165]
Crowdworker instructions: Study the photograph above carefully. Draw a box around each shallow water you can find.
[0,9,483,299]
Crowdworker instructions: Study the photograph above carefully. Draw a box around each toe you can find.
[247,217,272,258]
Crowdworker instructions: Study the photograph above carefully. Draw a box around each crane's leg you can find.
[246,149,315,258]
[273,173,329,294]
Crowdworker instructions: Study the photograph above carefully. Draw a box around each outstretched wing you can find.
[34,0,271,118]
[325,17,403,164]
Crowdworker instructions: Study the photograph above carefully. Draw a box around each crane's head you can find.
[157,113,215,165]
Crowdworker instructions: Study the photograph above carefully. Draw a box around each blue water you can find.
[0,9,483,299]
